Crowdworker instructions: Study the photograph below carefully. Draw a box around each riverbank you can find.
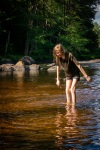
[79,59,100,64]
[0,58,100,72]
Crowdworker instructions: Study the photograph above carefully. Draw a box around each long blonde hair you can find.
[53,43,66,65]
[53,43,65,58]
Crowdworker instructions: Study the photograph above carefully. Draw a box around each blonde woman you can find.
[53,44,92,105]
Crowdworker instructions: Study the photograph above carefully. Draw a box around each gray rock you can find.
[29,64,40,70]
[47,65,57,72]
[20,56,35,65]
[1,58,12,64]
[0,64,14,72]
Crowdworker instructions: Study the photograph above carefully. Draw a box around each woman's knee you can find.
[66,88,71,94]
[71,87,75,93]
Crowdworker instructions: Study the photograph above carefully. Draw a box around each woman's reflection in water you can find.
[55,105,78,150]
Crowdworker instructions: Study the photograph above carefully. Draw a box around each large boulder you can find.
[11,61,25,71]
[20,56,35,65]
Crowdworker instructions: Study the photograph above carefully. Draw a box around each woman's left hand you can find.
[86,76,92,82]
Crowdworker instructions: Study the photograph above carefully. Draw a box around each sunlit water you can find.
[0,63,100,150]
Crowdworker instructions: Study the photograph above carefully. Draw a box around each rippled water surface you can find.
[0,63,100,150]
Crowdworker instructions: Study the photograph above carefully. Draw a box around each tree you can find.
[93,22,100,47]
[0,0,100,62]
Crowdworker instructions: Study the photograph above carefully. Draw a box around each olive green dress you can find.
[56,52,80,79]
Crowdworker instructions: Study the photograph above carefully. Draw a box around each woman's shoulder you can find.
[67,52,75,61]
[65,51,73,58]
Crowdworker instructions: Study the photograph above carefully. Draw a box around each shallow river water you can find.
[0,63,100,150]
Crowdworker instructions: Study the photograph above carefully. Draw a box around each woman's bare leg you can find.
[70,79,78,105]
[66,80,72,105]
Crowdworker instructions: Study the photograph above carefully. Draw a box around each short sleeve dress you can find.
[56,51,80,79]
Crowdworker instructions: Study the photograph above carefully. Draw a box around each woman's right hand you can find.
[56,80,60,87]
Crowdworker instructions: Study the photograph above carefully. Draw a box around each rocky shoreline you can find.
[0,56,40,72]
[47,59,100,72]
[0,57,100,72]
[79,59,100,64]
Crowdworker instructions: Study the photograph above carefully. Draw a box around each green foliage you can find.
[93,22,100,47]
[7,54,24,63]
[0,0,100,62]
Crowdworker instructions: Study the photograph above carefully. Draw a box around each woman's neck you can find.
[62,54,65,59]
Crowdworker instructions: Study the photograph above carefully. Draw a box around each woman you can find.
[53,43,92,105]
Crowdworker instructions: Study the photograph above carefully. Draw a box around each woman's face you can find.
[55,50,62,58]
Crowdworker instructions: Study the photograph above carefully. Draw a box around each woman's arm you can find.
[56,65,60,86]
[72,56,92,82]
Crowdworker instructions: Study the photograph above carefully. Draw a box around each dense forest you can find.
[0,0,100,63]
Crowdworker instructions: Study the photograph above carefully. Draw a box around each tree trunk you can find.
[5,31,10,56]
[24,31,29,55]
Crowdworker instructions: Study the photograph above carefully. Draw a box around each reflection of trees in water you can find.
[55,105,78,149]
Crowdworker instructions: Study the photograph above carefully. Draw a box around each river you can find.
[0,63,100,150]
